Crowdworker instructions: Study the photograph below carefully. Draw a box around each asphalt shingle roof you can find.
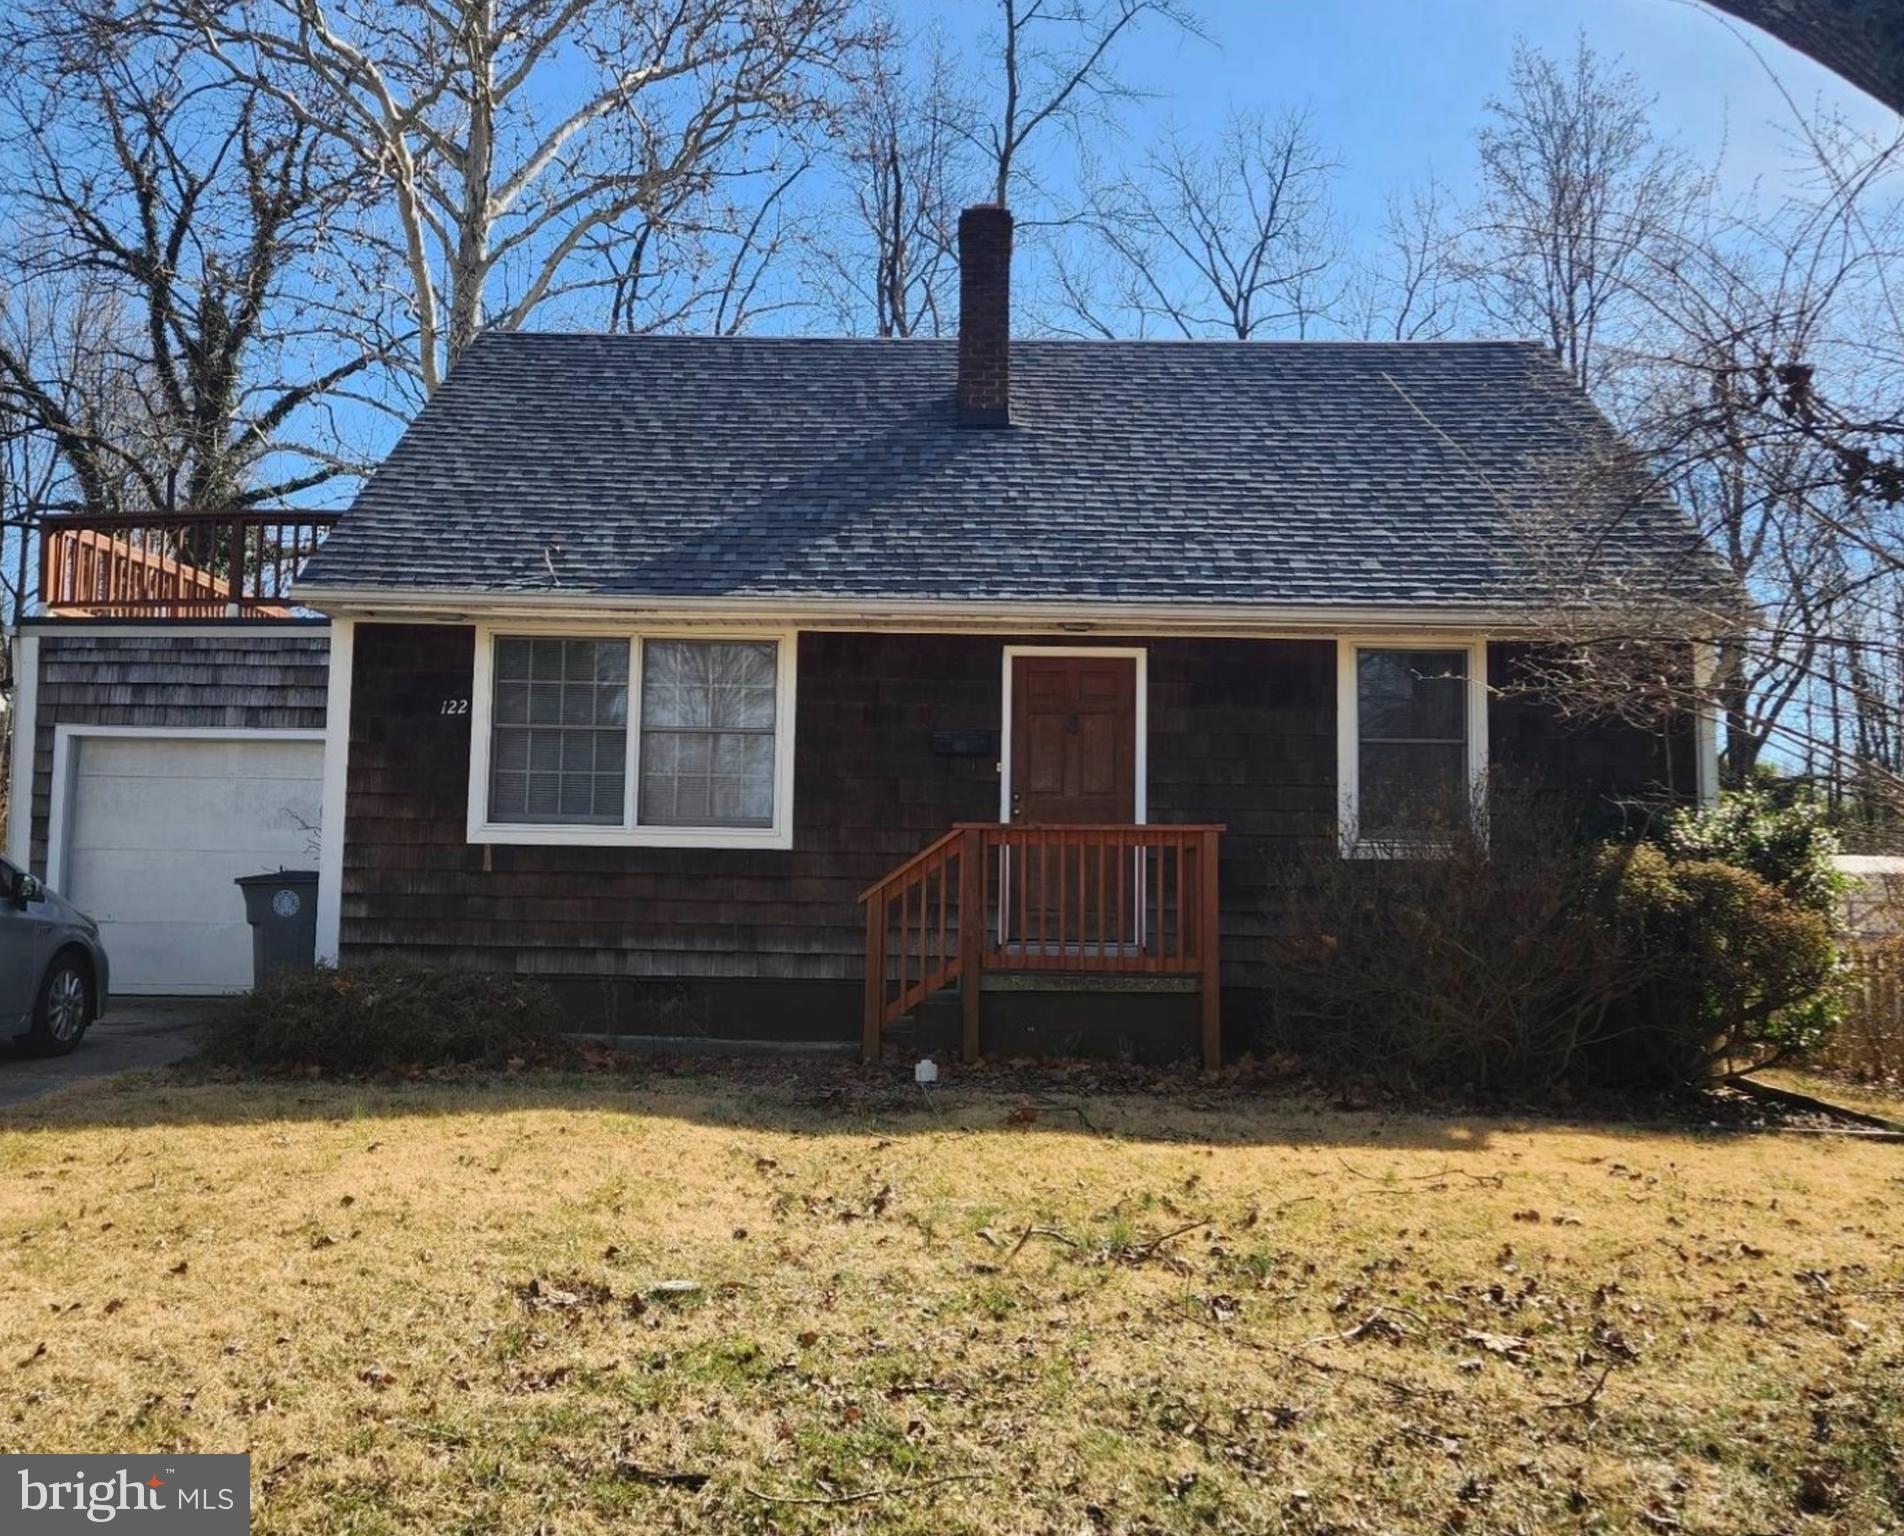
[297,333,1720,609]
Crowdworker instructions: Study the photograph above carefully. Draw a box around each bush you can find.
[1590,843,1840,1081]
[1265,785,1630,1094]
[1648,789,1847,1058]
[1264,783,1848,1095]
[1662,787,1844,920]
[205,963,563,1072]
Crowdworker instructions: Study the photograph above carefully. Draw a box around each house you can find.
[7,205,1723,1064]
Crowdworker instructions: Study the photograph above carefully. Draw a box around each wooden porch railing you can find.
[39,510,339,617]
[859,823,1223,1070]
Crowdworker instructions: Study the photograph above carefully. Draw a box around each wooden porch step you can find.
[861,823,1223,1069]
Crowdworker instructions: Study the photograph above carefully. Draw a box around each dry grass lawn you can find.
[2,1066,1902,1534]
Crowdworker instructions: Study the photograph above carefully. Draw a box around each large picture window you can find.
[470,629,795,848]
[1337,637,1486,857]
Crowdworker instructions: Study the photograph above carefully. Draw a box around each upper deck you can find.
[37,511,337,619]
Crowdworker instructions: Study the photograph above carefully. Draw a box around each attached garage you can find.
[47,730,326,994]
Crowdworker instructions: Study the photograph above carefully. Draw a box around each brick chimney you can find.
[957,204,1012,427]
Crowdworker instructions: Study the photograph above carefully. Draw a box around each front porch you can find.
[860,823,1223,1069]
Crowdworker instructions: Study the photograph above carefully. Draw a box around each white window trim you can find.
[316,617,353,964]
[1336,634,1489,860]
[465,622,798,850]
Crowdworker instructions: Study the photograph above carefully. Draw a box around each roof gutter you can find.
[288,585,1565,636]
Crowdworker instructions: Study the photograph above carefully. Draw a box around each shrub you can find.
[1652,789,1847,1055]
[1590,843,1840,1081]
[1265,784,1630,1093]
[205,963,563,1072]
[1264,783,1848,1095]
[1663,787,1844,920]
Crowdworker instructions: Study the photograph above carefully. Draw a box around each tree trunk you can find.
[1704,0,1904,113]
[448,0,497,367]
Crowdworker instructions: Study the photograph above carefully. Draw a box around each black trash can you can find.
[234,870,320,984]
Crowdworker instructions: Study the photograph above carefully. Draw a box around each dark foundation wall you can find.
[23,627,330,876]
[340,624,1693,1039]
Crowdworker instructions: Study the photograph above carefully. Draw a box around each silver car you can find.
[1,857,110,1056]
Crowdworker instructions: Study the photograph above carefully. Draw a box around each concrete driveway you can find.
[0,1000,208,1109]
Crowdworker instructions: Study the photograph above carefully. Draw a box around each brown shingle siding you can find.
[340,625,1690,1008]
[341,625,1341,994]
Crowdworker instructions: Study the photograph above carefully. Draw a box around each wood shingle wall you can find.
[343,624,1692,1037]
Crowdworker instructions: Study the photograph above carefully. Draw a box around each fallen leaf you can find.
[1462,1329,1530,1361]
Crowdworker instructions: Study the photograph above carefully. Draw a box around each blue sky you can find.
[1049,0,1898,231]
[21,0,1901,539]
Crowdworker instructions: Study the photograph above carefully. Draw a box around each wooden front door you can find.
[1007,653,1139,948]
[1010,654,1138,824]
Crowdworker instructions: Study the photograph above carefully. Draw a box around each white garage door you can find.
[59,734,325,994]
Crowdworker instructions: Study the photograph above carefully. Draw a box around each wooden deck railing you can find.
[859,823,1223,1069]
[39,510,338,617]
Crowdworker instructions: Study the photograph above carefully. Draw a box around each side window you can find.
[1340,641,1483,856]
[638,641,778,829]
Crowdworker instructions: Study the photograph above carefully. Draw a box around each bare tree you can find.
[1467,34,1707,395]
[979,0,1195,209]
[596,157,814,336]
[1645,123,1904,818]
[0,17,385,518]
[808,21,976,337]
[1497,107,1904,832]
[155,0,862,391]
[1349,179,1466,342]
[1065,108,1341,339]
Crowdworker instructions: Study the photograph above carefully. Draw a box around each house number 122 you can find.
[440,697,470,715]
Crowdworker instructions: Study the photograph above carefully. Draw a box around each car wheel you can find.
[25,953,92,1057]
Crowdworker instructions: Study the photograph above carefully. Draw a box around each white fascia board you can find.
[293,585,1533,637]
